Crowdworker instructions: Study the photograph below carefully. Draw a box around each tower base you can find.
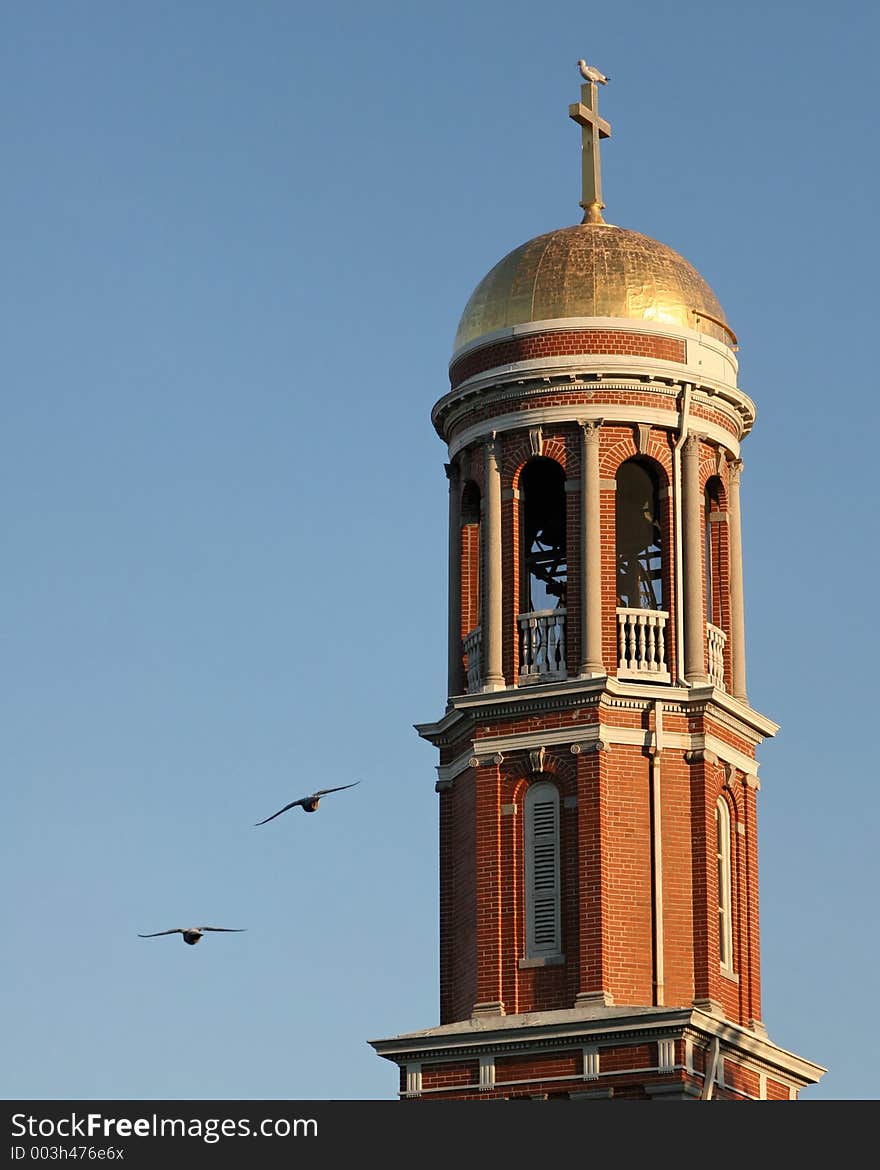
[370,1003,824,1101]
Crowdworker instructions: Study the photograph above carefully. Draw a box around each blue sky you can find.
[2,1,877,1101]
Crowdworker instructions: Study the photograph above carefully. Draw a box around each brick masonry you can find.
[450,329,687,389]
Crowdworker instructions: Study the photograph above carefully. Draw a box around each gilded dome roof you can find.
[453,222,733,353]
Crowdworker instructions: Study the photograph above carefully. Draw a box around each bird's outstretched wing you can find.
[200,927,247,933]
[312,781,361,798]
[253,780,361,825]
[138,928,183,937]
[254,798,306,826]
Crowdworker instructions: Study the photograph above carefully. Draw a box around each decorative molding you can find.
[472,1000,505,1018]
[405,1062,422,1098]
[466,751,504,768]
[582,1045,600,1081]
[434,778,455,793]
[636,422,652,453]
[529,746,547,773]
[479,1054,495,1091]
[685,749,719,766]
[571,738,609,754]
[435,749,479,785]
[657,1038,675,1073]
[578,417,604,443]
[723,762,737,788]
[528,426,543,456]
[574,990,615,1008]
[693,998,726,1019]
[446,402,744,462]
[501,803,518,816]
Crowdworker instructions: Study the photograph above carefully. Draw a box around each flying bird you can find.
[137,927,246,946]
[577,60,609,85]
[254,781,361,826]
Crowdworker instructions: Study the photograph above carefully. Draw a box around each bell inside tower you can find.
[615,459,663,610]
[520,457,567,613]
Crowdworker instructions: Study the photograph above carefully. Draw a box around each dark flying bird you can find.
[137,927,246,946]
[254,781,361,826]
[577,59,610,85]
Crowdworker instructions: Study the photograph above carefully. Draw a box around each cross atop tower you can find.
[568,67,611,224]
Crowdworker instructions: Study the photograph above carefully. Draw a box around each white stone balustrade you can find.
[707,622,727,690]
[463,626,483,692]
[616,608,670,682]
[518,609,567,682]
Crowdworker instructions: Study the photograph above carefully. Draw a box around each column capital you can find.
[578,417,604,443]
[728,457,744,484]
[444,459,461,484]
[683,432,703,457]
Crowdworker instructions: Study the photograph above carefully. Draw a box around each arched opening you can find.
[615,460,669,680]
[705,477,723,625]
[716,796,733,972]
[705,476,726,689]
[521,458,567,612]
[460,480,482,692]
[616,459,663,609]
[519,458,567,681]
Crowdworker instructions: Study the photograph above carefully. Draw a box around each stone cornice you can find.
[368,1005,826,1087]
[445,400,743,463]
[416,677,778,749]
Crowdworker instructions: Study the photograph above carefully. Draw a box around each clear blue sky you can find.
[2,1,876,1102]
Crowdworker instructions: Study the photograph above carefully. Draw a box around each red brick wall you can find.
[450,329,687,389]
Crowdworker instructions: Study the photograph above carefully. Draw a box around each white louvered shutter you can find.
[525,782,561,957]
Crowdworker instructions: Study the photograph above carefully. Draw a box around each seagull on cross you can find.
[577,60,610,85]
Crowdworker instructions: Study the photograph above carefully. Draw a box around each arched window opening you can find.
[716,797,733,972]
[460,480,482,692]
[615,460,669,681]
[616,460,663,609]
[705,477,723,626]
[704,476,726,690]
[519,459,567,681]
[521,458,567,613]
[524,780,561,958]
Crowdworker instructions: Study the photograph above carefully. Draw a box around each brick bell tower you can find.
[370,69,825,1100]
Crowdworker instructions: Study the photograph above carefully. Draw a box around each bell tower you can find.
[370,69,825,1101]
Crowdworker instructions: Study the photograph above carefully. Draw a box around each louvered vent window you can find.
[716,797,733,972]
[525,781,561,957]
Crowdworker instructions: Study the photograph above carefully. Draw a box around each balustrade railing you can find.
[518,608,567,682]
[616,607,670,682]
[707,622,727,690]
[463,626,482,693]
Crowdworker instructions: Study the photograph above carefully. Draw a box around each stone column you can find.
[483,434,505,690]
[445,460,462,701]
[579,420,605,676]
[728,459,748,701]
[682,435,709,685]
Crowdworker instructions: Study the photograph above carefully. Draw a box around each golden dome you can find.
[453,222,733,353]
